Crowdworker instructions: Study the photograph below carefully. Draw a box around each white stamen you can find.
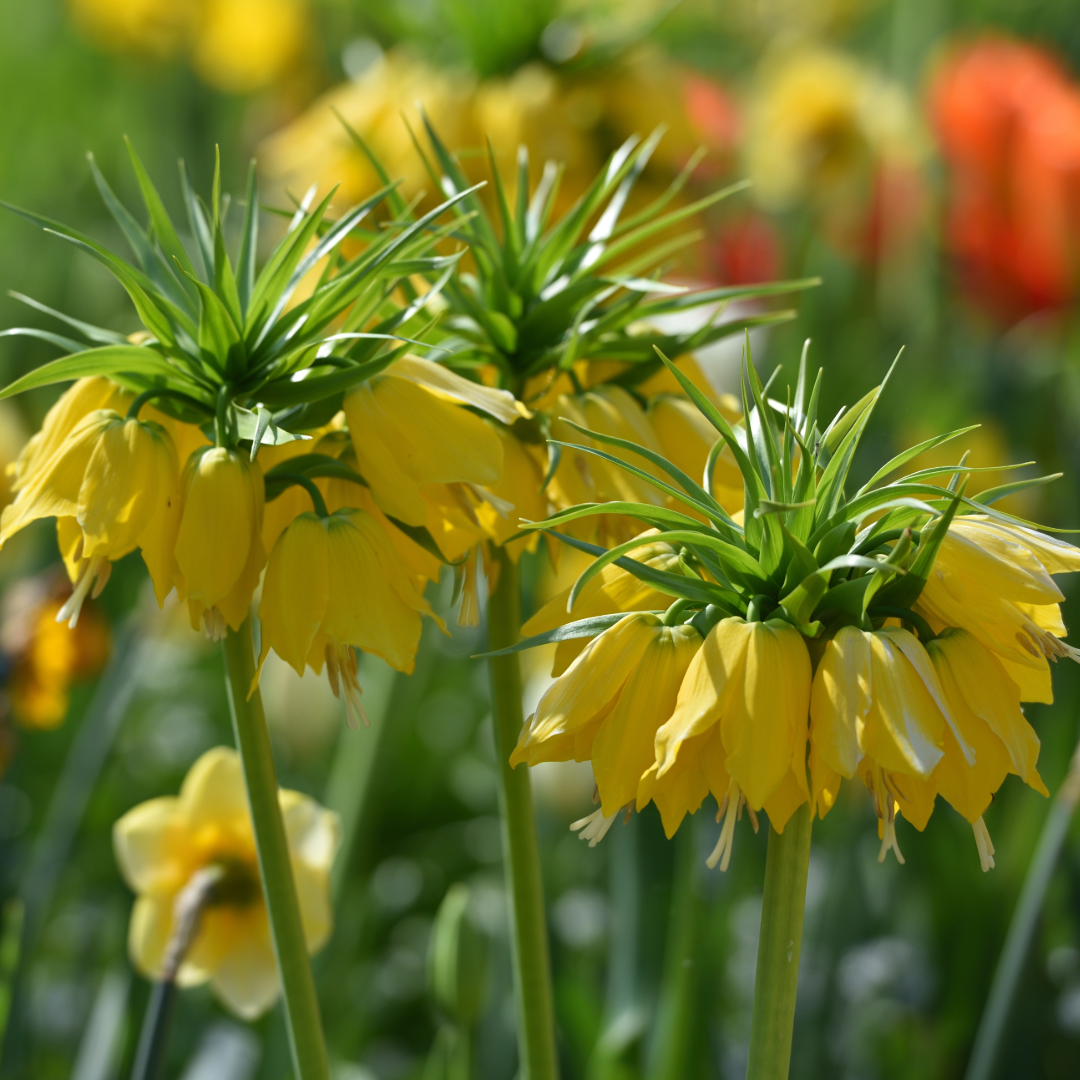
[326,643,368,729]
[201,607,227,642]
[56,556,105,629]
[707,780,742,871]
[973,816,996,872]
[570,807,618,847]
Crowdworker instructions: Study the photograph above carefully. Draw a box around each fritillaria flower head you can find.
[509,342,1080,872]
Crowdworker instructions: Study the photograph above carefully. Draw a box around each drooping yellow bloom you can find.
[511,613,700,844]
[640,617,812,869]
[522,534,682,676]
[256,507,440,725]
[113,747,339,1020]
[0,409,178,624]
[810,626,961,863]
[915,516,1080,704]
[342,356,525,529]
[926,628,1048,868]
[174,447,265,639]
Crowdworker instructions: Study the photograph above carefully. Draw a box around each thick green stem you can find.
[746,802,813,1080]
[222,621,329,1080]
[486,548,559,1080]
[964,741,1080,1080]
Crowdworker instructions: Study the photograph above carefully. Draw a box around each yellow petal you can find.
[655,617,750,779]
[722,620,811,810]
[928,629,1048,796]
[179,747,250,833]
[320,509,429,672]
[590,624,700,814]
[809,625,871,779]
[210,906,281,1020]
[128,894,181,981]
[863,631,945,778]
[175,448,262,610]
[258,513,330,677]
[513,614,660,761]
[112,796,190,895]
[389,354,525,423]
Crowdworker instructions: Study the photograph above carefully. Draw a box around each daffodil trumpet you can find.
[506,341,1080,1080]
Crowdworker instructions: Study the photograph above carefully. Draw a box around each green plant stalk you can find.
[486,547,559,1080]
[129,980,177,1080]
[648,822,702,1080]
[223,620,329,1080]
[746,802,813,1080]
[964,740,1080,1080]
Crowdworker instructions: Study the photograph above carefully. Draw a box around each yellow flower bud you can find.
[174,447,265,638]
[113,747,339,1020]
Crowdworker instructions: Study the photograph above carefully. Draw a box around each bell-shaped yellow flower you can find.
[925,628,1049,869]
[471,424,547,560]
[641,617,812,869]
[343,355,523,528]
[915,516,1080,704]
[511,612,700,844]
[174,447,265,639]
[0,409,178,624]
[113,747,339,1020]
[8,377,131,493]
[522,533,682,676]
[809,627,959,863]
[256,507,439,725]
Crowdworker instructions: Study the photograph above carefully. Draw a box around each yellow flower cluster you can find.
[67,0,309,94]
[113,747,338,1019]
[0,357,523,718]
[513,517,1080,871]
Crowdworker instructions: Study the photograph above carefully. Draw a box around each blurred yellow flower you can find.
[174,447,265,639]
[114,746,339,1019]
[68,0,309,94]
[745,45,923,212]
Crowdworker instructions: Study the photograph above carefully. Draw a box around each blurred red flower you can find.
[931,37,1080,320]
[707,213,783,285]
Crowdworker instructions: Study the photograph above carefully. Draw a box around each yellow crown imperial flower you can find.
[174,447,265,640]
[511,612,700,844]
[256,502,441,725]
[113,746,339,1020]
[507,342,1080,874]
[642,617,812,870]
[0,407,178,625]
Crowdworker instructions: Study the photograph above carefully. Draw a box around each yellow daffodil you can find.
[915,516,1080,704]
[640,617,812,869]
[511,613,700,844]
[0,409,178,625]
[342,356,524,529]
[174,447,265,640]
[113,747,339,1020]
[522,534,681,676]
[256,506,440,725]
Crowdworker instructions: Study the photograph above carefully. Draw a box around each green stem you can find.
[964,742,1080,1080]
[486,547,559,1080]
[222,620,329,1080]
[129,981,177,1080]
[648,823,702,1080]
[746,802,813,1080]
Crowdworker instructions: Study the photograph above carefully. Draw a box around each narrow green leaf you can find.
[472,613,636,659]
[0,345,178,399]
